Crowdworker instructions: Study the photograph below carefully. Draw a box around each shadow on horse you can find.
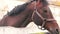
[0,0,59,34]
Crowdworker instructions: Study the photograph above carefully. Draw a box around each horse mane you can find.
[7,0,48,16]
[7,1,32,16]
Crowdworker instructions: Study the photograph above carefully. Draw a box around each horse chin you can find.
[51,30,59,34]
[48,28,59,34]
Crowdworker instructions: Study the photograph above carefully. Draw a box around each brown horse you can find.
[0,0,59,34]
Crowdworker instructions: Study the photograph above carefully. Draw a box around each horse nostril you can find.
[56,29,59,34]
[56,29,58,32]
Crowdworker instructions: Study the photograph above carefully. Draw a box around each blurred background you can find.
[0,0,60,34]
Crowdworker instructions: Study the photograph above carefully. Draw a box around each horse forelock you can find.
[41,0,48,6]
[29,0,48,6]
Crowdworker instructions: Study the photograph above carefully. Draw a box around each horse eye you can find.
[43,9,47,13]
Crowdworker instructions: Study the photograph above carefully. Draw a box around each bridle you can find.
[32,0,55,30]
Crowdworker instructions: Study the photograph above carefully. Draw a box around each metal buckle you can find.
[38,26,45,30]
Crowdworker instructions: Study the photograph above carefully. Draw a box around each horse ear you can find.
[28,0,38,2]
[28,0,34,2]
[32,0,38,1]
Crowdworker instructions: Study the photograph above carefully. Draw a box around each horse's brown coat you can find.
[0,0,59,34]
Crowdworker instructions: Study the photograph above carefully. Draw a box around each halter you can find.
[32,0,55,30]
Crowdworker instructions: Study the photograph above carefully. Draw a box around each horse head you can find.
[31,0,60,34]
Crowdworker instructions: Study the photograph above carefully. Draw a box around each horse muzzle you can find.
[49,28,59,34]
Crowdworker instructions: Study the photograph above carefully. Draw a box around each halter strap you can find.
[35,10,55,30]
[32,0,55,30]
